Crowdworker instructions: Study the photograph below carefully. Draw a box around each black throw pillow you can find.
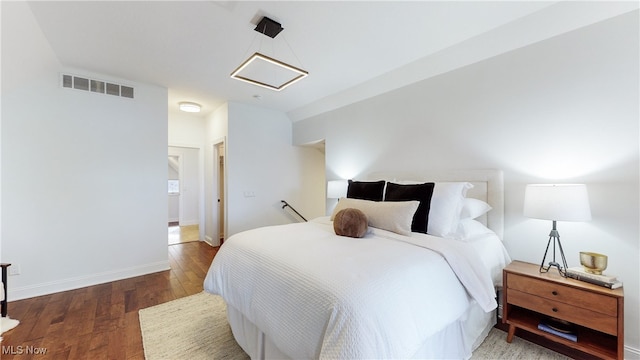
[346,180,386,201]
[384,182,435,233]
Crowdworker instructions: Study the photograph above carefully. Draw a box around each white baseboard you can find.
[179,220,199,226]
[626,345,640,360]
[168,220,198,226]
[7,260,171,301]
[204,235,222,247]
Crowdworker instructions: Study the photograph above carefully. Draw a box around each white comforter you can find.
[204,218,509,359]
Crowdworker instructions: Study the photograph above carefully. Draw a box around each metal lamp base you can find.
[539,221,568,277]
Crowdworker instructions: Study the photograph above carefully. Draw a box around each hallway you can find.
[168,223,199,245]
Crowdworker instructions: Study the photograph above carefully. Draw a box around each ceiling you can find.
[25,1,636,120]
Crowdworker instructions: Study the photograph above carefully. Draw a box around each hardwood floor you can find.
[1,242,218,360]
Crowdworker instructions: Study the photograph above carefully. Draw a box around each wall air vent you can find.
[61,74,134,99]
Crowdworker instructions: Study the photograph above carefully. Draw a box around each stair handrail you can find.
[280,200,308,222]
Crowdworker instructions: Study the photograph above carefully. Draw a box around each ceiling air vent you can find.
[106,82,120,96]
[73,76,89,91]
[61,73,134,99]
[91,79,105,93]
[120,86,134,99]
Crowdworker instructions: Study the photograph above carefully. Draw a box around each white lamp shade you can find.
[524,184,591,222]
[327,180,348,199]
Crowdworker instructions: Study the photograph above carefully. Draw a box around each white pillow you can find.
[331,197,419,236]
[427,182,473,237]
[453,218,494,241]
[459,198,492,220]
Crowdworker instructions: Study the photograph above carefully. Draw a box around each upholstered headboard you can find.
[367,170,504,240]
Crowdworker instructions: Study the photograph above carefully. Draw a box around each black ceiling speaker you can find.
[254,16,283,38]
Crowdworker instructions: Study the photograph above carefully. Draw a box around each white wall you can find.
[220,102,324,236]
[293,12,639,356]
[168,109,206,147]
[168,146,200,226]
[1,2,169,300]
[168,195,179,222]
[168,163,179,222]
[204,104,228,244]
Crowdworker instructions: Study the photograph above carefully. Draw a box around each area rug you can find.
[471,327,570,360]
[0,316,20,342]
[140,292,569,360]
[139,292,248,360]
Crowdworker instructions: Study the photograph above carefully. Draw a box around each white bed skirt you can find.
[226,299,495,360]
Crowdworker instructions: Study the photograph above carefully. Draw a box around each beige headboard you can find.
[367,170,504,240]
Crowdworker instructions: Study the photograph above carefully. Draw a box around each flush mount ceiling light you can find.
[179,102,201,113]
[230,16,308,91]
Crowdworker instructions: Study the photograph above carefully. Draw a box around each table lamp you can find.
[523,184,591,276]
[327,180,348,199]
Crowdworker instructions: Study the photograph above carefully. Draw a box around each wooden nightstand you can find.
[503,261,624,360]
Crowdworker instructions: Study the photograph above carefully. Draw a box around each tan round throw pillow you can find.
[333,208,368,238]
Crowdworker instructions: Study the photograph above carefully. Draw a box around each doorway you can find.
[168,154,180,224]
[210,140,226,246]
[217,144,225,242]
[168,146,202,245]
[168,223,199,245]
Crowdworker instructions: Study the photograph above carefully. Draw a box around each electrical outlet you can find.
[9,264,20,276]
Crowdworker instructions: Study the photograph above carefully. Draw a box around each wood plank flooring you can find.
[1,242,218,360]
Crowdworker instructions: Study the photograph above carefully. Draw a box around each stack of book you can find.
[538,318,577,342]
[566,267,623,289]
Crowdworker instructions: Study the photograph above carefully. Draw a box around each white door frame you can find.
[211,137,227,246]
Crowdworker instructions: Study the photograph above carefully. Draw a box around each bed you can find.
[204,170,511,359]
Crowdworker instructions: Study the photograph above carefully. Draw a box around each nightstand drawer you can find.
[508,289,618,335]
[507,273,617,316]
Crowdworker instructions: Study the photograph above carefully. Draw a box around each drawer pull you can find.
[552,308,558,312]
[552,291,558,296]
